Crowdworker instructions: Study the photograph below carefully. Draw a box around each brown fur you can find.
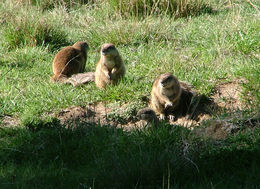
[137,107,159,124]
[150,73,182,120]
[51,41,89,83]
[95,43,125,89]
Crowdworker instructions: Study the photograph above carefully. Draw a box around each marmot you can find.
[150,73,182,120]
[95,43,125,89]
[137,107,159,125]
[51,41,89,82]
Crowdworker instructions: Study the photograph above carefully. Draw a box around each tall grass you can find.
[17,0,92,10]
[109,0,213,18]
[2,13,70,51]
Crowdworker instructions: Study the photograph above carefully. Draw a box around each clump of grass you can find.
[2,13,70,51]
[84,18,177,47]
[0,47,51,68]
[18,0,92,10]
[238,58,260,109]
[108,0,213,18]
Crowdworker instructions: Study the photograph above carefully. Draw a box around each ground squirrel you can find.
[137,107,159,125]
[51,41,89,83]
[150,73,182,120]
[95,43,125,89]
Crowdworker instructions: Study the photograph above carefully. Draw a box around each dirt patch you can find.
[52,95,215,131]
[53,103,115,126]
[130,79,247,129]
[173,79,246,129]
[0,116,20,127]
[51,80,246,130]
[212,79,245,110]
[193,113,260,140]
[172,114,212,129]
[193,120,239,140]
[53,103,147,131]
[0,79,248,132]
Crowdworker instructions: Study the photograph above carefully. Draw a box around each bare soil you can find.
[1,79,252,133]
[212,79,245,110]
[1,116,20,127]
[50,79,247,131]
[194,113,260,140]
[54,102,115,126]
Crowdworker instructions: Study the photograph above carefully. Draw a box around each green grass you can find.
[0,120,260,188]
[0,0,260,188]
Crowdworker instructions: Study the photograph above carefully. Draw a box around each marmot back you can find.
[51,41,89,82]
[95,43,125,89]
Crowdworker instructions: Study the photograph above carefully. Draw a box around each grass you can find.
[0,120,260,188]
[109,0,213,18]
[1,5,71,51]
[0,0,260,188]
[14,0,91,10]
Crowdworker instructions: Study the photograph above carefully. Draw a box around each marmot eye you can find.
[164,77,173,83]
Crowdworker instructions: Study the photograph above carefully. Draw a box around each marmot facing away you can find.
[150,73,182,120]
[95,43,125,89]
[51,41,89,82]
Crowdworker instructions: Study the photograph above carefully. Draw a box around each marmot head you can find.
[159,73,179,89]
[137,107,158,123]
[101,43,119,58]
[158,73,181,100]
[73,41,89,54]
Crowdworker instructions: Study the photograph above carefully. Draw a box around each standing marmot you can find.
[51,41,89,82]
[95,43,125,89]
[150,73,182,120]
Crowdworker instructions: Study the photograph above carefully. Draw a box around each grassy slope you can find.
[0,0,260,188]
[0,0,259,119]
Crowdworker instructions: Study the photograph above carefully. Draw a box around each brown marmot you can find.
[137,107,159,124]
[95,43,125,89]
[150,73,182,120]
[51,41,89,83]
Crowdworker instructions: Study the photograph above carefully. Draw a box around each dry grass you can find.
[108,0,213,18]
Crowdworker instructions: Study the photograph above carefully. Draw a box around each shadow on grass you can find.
[0,117,260,188]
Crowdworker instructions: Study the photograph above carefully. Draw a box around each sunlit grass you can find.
[0,0,259,187]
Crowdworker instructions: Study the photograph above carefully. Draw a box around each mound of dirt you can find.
[129,79,246,129]
[193,113,260,140]
[53,103,147,131]
[167,79,246,128]
[193,120,239,140]
[1,116,20,127]
[54,103,114,126]
[212,79,244,110]
[1,79,249,133]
